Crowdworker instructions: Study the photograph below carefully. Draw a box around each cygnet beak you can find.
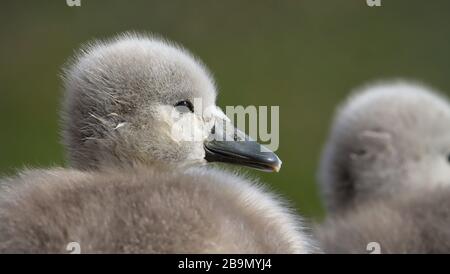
[204,118,282,172]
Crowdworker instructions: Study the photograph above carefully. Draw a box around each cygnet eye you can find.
[447,153,450,163]
[174,100,194,113]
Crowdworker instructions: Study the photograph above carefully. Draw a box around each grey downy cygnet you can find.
[0,33,317,253]
[315,81,450,253]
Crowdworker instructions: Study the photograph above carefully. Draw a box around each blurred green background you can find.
[1,0,450,220]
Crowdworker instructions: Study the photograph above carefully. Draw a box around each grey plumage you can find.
[61,33,217,170]
[316,81,450,253]
[0,165,314,253]
[0,33,316,253]
[319,81,450,214]
[316,187,450,253]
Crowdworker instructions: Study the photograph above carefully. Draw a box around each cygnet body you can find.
[319,81,450,213]
[316,81,450,253]
[0,33,316,253]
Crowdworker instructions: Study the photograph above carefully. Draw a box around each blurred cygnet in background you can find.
[316,81,450,253]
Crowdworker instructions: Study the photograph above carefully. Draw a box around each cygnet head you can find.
[319,81,450,213]
[62,33,280,171]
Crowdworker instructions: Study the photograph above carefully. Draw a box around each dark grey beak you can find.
[204,122,282,172]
